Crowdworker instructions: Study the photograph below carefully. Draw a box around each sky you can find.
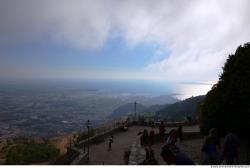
[0,0,250,98]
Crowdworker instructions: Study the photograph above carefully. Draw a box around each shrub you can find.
[6,139,60,164]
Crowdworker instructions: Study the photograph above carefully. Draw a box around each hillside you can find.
[143,104,169,113]
[108,94,178,119]
[156,95,205,121]
[135,95,178,106]
[109,103,170,119]
[109,103,147,119]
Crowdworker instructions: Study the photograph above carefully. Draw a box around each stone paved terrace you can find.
[86,124,249,165]
[87,125,200,165]
[151,134,250,165]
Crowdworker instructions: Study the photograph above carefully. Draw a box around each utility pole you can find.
[86,120,91,162]
[134,101,137,121]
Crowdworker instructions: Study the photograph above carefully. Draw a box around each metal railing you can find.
[77,120,130,144]
[66,120,127,147]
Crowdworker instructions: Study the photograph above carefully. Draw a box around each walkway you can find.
[88,125,200,165]
[88,125,147,164]
[152,134,250,165]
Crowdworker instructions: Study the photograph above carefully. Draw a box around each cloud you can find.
[0,0,112,49]
[0,0,250,82]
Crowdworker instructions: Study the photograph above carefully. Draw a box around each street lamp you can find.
[134,101,137,121]
[86,120,91,161]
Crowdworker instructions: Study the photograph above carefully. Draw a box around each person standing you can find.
[201,128,221,164]
[149,127,155,146]
[159,121,166,141]
[177,125,183,142]
[223,131,240,164]
[108,135,114,151]
[140,129,149,146]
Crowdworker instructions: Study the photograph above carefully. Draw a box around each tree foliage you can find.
[200,43,250,136]
[6,139,60,165]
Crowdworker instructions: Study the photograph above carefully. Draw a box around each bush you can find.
[6,139,60,165]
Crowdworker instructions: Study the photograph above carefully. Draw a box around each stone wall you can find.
[128,136,146,165]
[66,146,88,165]
[67,124,124,165]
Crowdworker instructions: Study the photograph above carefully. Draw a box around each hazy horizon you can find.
[0,78,211,99]
[1,0,249,98]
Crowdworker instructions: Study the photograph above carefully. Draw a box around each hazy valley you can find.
[0,80,178,139]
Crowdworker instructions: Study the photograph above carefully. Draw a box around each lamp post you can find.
[86,120,91,161]
[134,101,137,121]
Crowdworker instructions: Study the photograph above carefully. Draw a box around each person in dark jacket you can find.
[223,131,240,164]
[149,127,155,146]
[161,145,194,165]
[177,125,183,142]
[159,121,166,135]
[140,129,149,146]
[201,128,221,164]
[108,135,114,151]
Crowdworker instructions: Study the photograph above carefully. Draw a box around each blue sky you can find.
[0,0,249,98]
[1,35,168,76]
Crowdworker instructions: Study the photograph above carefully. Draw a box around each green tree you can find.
[200,43,250,136]
[6,139,60,165]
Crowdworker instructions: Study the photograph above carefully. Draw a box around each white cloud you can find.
[0,0,112,49]
[0,0,250,83]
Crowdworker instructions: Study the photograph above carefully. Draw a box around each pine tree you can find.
[200,43,250,137]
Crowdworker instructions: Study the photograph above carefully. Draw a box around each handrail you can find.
[77,120,130,145]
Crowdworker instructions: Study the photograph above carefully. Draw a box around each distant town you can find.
[0,81,179,139]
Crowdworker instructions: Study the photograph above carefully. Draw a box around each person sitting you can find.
[160,145,195,165]
[120,122,128,131]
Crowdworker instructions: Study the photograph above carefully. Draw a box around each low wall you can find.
[68,125,124,165]
[128,136,146,165]
[77,126,121,149]
[66,146,89,165]
[152,121,198,127]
